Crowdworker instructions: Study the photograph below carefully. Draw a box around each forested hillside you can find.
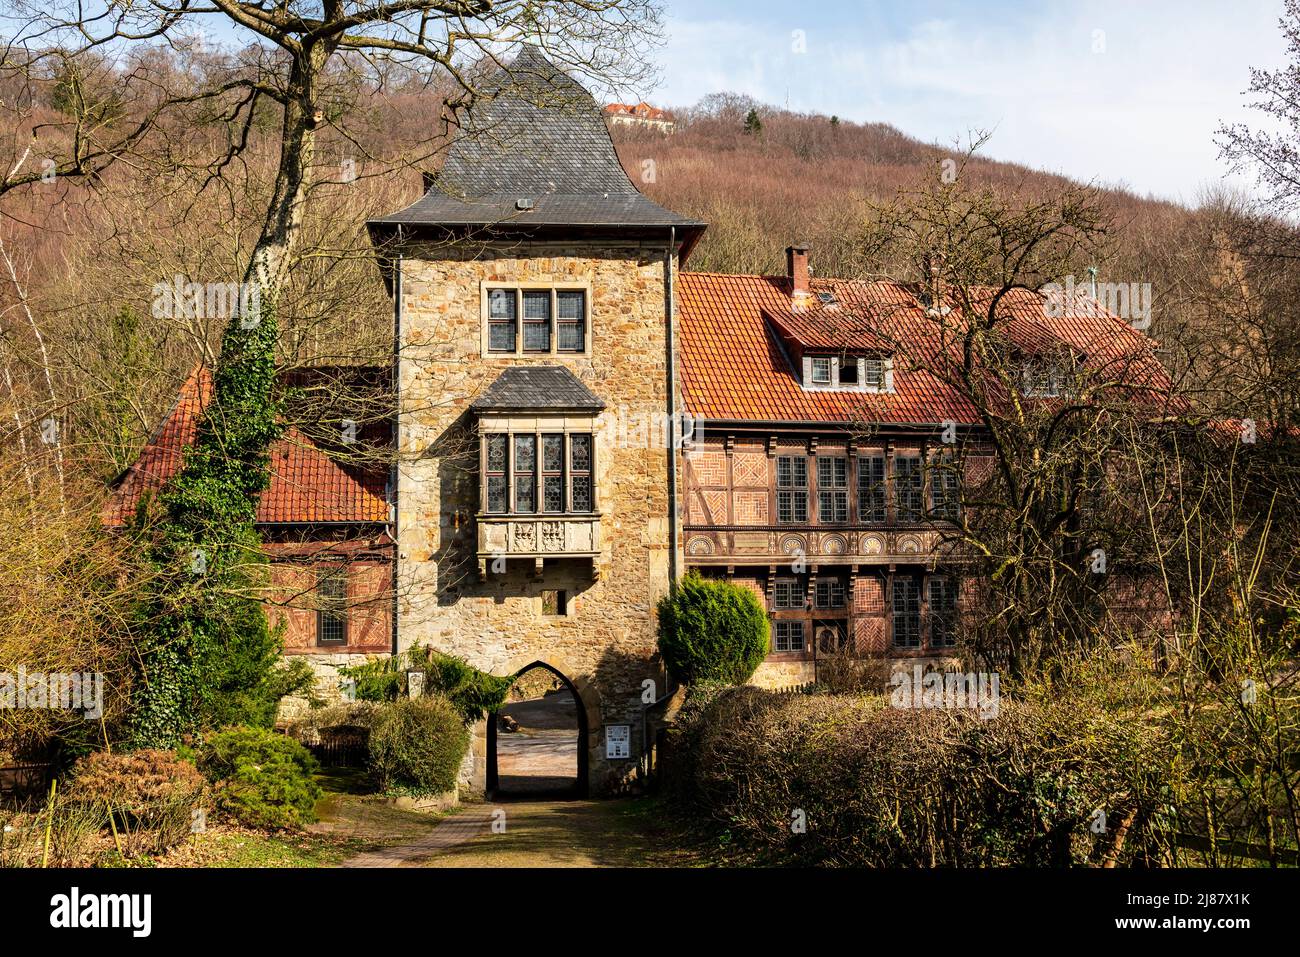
[611,94,1193,280]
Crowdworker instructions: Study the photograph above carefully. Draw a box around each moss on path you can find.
[418,797,705,868]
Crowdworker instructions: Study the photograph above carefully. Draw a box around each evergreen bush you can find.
[198,725,321,829]
[367,696,469,796]
[657,573,769,686]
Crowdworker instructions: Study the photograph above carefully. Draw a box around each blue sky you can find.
[650,0,1290,204]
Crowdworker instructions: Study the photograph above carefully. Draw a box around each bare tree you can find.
[3,1,664,297]
[857,146,1179,676]
[1218,0,1300,221]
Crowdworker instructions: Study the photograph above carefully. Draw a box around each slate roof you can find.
[470,365,606,413]
[102,366,390,527]
[369,45,705,250]
[677,272,1176,426]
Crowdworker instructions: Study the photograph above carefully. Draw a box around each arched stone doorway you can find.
[487,661,589,799]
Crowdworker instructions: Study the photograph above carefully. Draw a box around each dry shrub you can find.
[663,685,1174,867]
[0,801,109,867]
[0,478,139,759]
[64,749,208,855]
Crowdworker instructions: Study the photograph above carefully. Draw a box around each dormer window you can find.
[483,283,590,356]
[863,357,886,391]
[1021,359,1067,398]
[801,353,893,392]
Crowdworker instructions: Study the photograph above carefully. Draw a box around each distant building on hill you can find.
[603,101,675,133]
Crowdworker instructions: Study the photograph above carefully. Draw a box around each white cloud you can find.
[652,0,1291,203]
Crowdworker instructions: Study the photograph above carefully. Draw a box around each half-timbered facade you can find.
[675,248,1168,687]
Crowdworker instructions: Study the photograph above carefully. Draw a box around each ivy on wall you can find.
[129,295,309,747]
[340,647,513,725]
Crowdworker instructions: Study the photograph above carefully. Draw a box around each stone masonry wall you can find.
[396,240,679,795]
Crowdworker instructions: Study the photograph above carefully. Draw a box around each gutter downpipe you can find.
[644,227,679,786]
[391,251,403,657]
[666,226,679,591]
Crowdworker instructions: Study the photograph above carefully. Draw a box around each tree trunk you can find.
[243,43,331,299]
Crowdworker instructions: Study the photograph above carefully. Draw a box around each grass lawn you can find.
[159,766,450,868]
[158,766,721,868]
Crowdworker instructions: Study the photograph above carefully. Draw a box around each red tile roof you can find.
[604,101,673,121]
[102,367,390,527]
[677,272,1174,425]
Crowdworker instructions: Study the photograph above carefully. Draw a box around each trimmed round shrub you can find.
[64,749,208,855]
[657,573,770,685]
[198,726,321,830]
[368,696,469,796]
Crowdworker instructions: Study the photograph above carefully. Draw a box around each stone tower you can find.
[367,45,706,796]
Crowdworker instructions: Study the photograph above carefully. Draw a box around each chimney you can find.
[786,244,810,298]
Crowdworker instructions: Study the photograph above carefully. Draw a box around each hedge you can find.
[662,685,1175,866]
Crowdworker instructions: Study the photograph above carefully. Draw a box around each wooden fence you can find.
[304,727,368,768]
[0,763,52,797]
[769,681,818,695]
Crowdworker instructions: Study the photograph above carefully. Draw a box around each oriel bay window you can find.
[483,285,589,356]
[570,434,592,511]
[485,435,509,513]
[514,435,536,513]
[541,434,564,512]
[481,431,595,514]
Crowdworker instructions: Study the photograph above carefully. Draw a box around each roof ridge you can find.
[682,270,913,285]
